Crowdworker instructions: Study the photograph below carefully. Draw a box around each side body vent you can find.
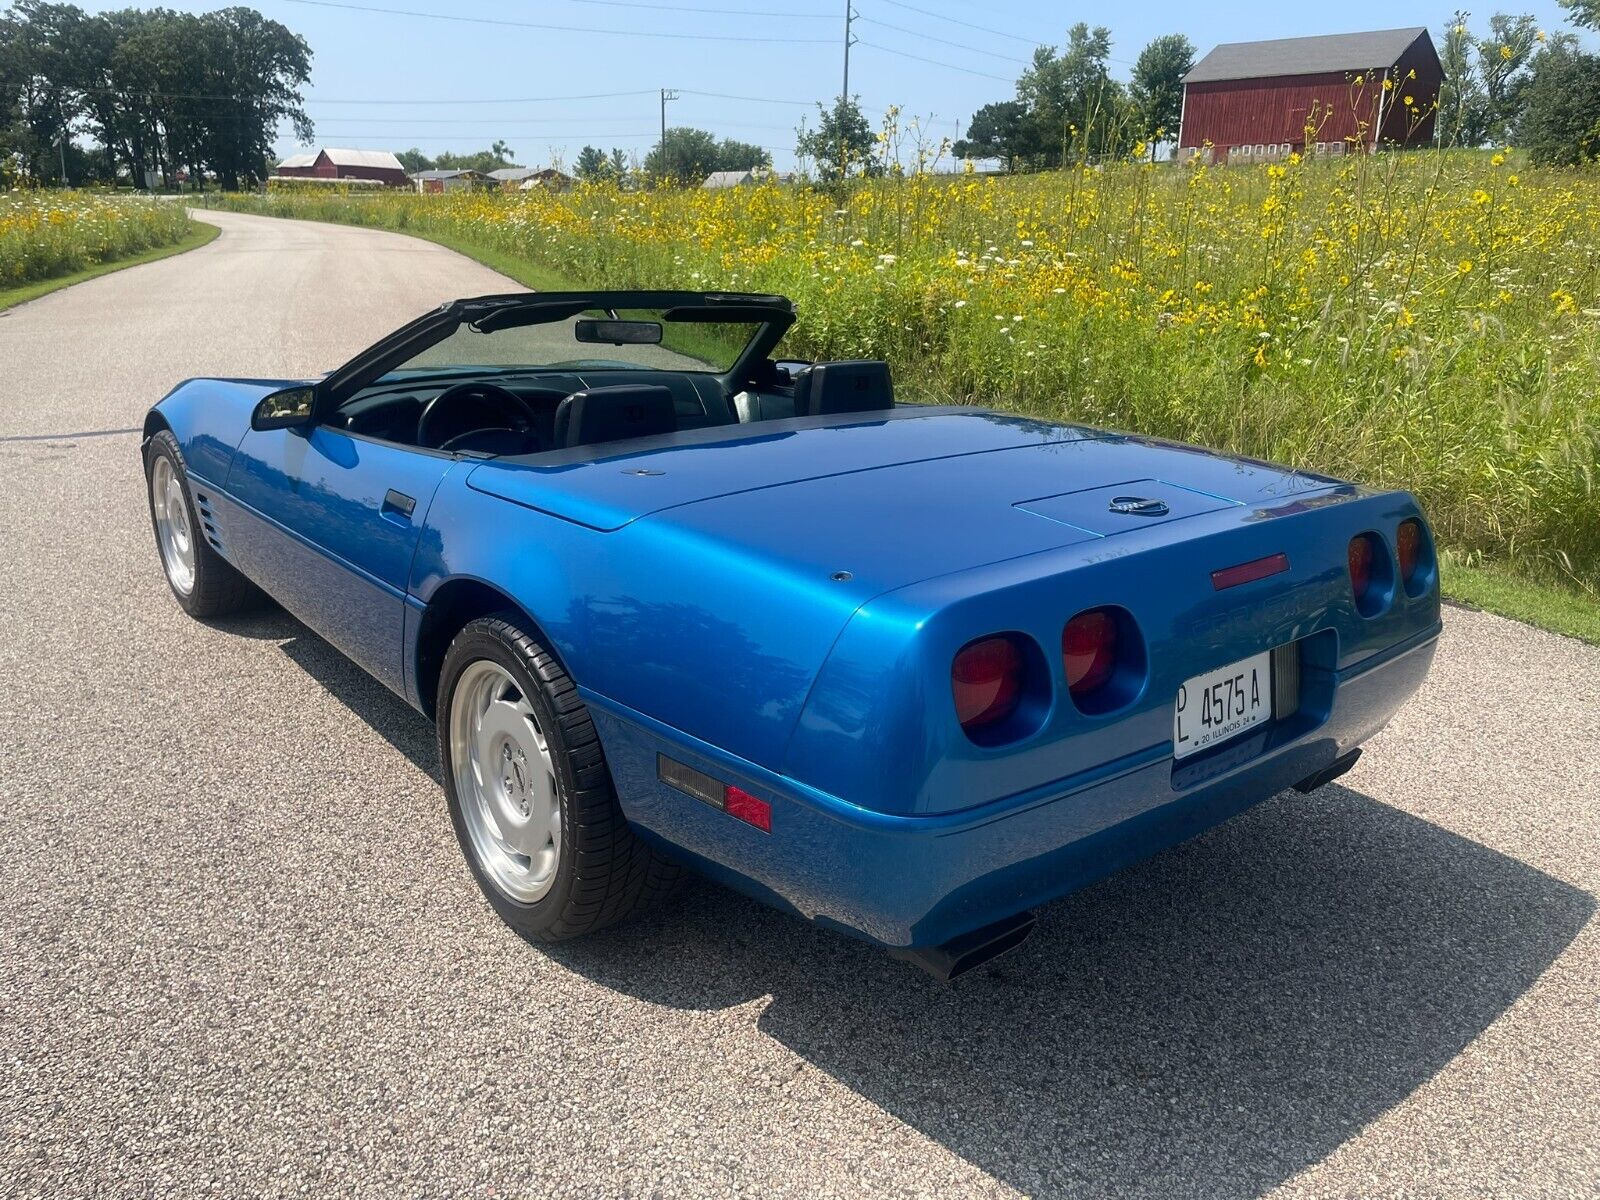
[191,491,224,552]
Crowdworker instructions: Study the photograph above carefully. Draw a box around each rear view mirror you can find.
[574,319,662,346]
[251,386,315,431]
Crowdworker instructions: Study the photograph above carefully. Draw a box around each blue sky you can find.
[74,0,1594,170]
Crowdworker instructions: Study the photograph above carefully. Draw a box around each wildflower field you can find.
[0,191,193,290]
[216,152,1600,590]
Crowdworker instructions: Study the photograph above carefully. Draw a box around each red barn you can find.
[1178,27,1442,164]
[273,148,409,187]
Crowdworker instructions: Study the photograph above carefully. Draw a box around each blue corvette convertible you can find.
[144,289,1440,979]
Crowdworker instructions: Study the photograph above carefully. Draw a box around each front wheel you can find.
[144,429,258,617]
[437,614,681,941]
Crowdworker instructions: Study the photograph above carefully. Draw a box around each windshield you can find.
[383,305,764,379]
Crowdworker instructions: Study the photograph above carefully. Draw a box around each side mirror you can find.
[251,386,315,431]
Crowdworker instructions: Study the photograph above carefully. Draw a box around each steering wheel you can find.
[416,381,540,452]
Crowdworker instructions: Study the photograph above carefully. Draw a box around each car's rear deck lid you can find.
[465,409,1106,531]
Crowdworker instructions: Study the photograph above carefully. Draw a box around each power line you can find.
[298,131,651,140]
[313,114,808,131]
[855,15,1028,63]
[364,0,835,14]
[869,0,1135,67]
[305,90,660,105]
[78,83,663,105]
[872,0,1043,46]
[280,0,834,42]
[855,39,1013,82]
[314,115,655,125]
[677,88,818,107]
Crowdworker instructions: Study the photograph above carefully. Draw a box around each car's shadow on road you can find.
[256,611,1594,1199]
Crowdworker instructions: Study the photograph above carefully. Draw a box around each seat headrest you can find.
[554,385,677,449]
[792,360,894,417]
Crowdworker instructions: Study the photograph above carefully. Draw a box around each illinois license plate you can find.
[1173,650,1274,760]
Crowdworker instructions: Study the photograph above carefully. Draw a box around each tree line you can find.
[1442,3,1600,164]
[1,0,311,189]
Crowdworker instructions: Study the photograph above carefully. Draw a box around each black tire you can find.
[143,429,259,617]
[437,614,682,941]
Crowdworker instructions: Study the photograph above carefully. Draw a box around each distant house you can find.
[701,168,784,189]
[1178,27,1442,163]
[516,168,575,192]
[412,168,490,194]
[273,147,409,187]
[488,166,539,189]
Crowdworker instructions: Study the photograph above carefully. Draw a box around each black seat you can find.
[791,360,894,417]
[553,385,677,449]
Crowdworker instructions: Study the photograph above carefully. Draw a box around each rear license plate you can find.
[1173,650,1274,760]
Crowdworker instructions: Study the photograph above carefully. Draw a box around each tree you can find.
[1475,12,1541,143]
[1016,24,1132,165]
[574,144,609,181]
[433,143,517,172]
[1129,33,1195,151]
[794,95,875,180]
[1,0,91,183]
[1437,12,1489,147]
[953,100,1030,168]
[644,125,720,184]
[189,7,314,189]
[1519,41,1600,163]
[715,136,770,172]
[1,1,311,188]
[395,147,433,172]
[608,147,629,178]
[1560,0,1600,29]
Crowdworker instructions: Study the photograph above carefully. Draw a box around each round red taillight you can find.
[1063,608,1118,697]
[1348,535,1374,601]
[951,636,1023,730]
[1397,519,1422,583]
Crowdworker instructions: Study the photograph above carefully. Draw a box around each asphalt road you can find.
[1,210,1595,1199]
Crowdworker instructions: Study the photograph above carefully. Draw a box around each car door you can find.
[224,422,458,696]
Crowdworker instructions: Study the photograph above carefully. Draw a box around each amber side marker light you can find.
[1211,552,1290,591]
[657,755,772,833]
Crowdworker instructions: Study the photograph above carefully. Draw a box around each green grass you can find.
[1441,557,1600,645]
[407,227,575,292]
[0,219,220,312]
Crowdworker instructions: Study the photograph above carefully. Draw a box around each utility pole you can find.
[659,87,679,181]
[59,128,68,188]
[838,1,857,178]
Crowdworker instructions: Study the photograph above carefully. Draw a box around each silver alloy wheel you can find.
[149,454,196,595]
[448,660,562,903]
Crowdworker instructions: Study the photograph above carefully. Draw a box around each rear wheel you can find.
[144,429,258,617]
[438,614,681,941]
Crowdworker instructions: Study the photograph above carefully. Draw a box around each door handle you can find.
[382,489,417,519]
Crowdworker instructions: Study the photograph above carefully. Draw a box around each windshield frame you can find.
[313,290,796,419]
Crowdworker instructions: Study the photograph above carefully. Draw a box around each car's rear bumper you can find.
[587,623,1440,950]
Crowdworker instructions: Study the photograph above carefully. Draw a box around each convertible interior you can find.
[323,291,897,458]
